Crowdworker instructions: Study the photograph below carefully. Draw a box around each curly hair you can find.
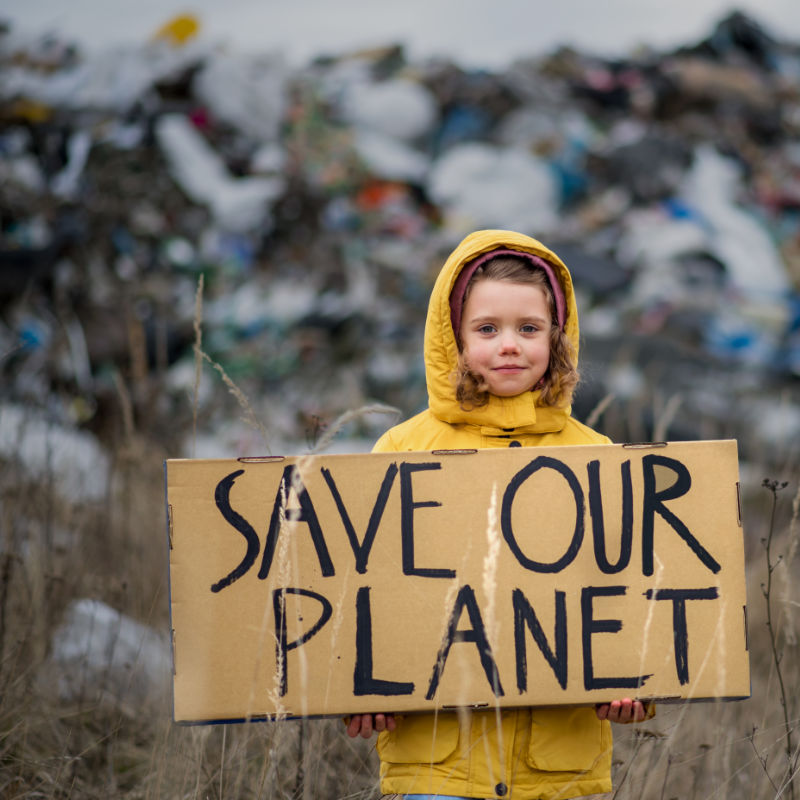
[453,255,579,410]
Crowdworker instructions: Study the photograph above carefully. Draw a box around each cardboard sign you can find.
[165,440,749,724]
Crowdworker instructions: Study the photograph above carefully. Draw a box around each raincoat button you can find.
[509,440,521,447]
[495,782,508,796]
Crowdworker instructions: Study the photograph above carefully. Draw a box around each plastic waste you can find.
[704,308,782,366]
[251,141,287,174]
[0,404,109,502]
[206,279,318,333]
[601,132,692,203]
[2,42,206,113]
[51,129,91,198]
[687,11,779,70]
[194,51,288,143]
[551,243,631,297]
[155,113,285,232]
[353,128,429,183]
[616,207,709,280]
[0,152,45,192]
[661,57,775,113]
[44,599,170,708]
[434,104,493,152]
[750,401,800,451]
[341,78,438,141]
[150,13,201,47]
[427,142,558,235]
[680,145,789,296]
[199,230,257,274]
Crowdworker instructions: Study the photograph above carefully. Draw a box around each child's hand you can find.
[595,698,647,724]
[345,713,396,738]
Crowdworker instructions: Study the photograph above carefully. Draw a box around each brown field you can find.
[0,384,798,800]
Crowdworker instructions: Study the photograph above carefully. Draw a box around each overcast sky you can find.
[4,0,799,68]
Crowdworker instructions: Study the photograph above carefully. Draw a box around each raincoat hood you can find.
[425,229,580,434]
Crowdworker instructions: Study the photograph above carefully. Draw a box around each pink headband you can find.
[449,248,567,342]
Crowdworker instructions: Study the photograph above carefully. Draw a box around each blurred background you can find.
[1,3,799,798]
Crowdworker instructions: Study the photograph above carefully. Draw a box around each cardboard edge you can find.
[743,605,749,651]
[173,691,753,726]
[174,712,334,726]
[162,440,740,466]
[164,460,177,722]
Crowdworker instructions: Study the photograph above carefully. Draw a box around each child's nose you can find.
[499,332,520,353]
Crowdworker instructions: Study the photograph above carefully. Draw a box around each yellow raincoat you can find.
[373,230,614,799]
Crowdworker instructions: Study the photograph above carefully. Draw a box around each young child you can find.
[346,229,648,800]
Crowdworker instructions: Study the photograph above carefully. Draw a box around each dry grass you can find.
[1,337,798,798]
[0,429,381,799]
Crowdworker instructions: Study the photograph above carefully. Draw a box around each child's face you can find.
[460,279,551,398]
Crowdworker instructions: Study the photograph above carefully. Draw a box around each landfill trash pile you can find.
[2,10,800,465]
[39,597,171,712]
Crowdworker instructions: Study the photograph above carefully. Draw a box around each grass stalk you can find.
[761,478,796,800]
[192,274,204,458]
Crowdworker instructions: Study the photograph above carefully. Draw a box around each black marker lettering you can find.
[641,455,720,576]
[646,587,719,684]
[400,462,454,578]
[322,463,398,574]
[211,470,260,593]
[513,588,568,691]
[581,586,652,690]
[273,588,332,696]
[588,459,633,574]
[502,457,584,573]
[259,466,335,580]
[353,587,415,696]
[426,584,504,699]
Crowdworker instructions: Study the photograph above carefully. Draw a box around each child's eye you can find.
[478,324,496,334]
[520,324,538,334]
